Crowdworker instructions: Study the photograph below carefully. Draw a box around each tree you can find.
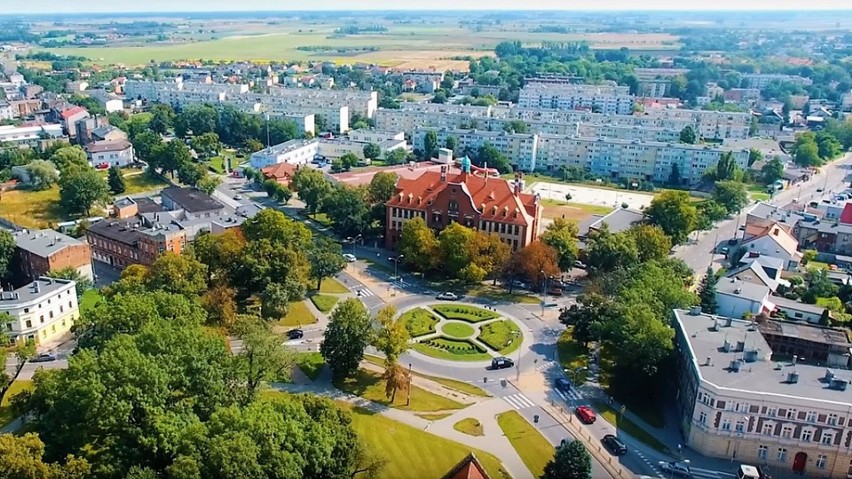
[610,301,675,376]
[323,185,372,238]
[679,125,697,144]
[714,180,749,214]
[748,148,763,167]
[380,363,410,403]
[628,225,672,263]
[714,152,739,181]
[423,130,438,159]
[431,91,447,104]
[802,249,818,265]
[155,140,192,178]
[196,173,222,195]
[234,317,294,399]
[585,226,639,274]
[373,305,409,365]
[645,191,698,245]
[148,104,174,135]
[190,132,220,158]
[541,440,592,479]
[438,222,475,277]
[0,230,14,279]
[309,237,346,291]
[368,171,398,204]
[698,267,718,314]
[541,217,579,272]
[131,130,161,163]
[291,167,332,214]
[384,147,408,165]
[475,143,511,173]
[505,242,560,289]
[340,152,360,170]
[363,142,381,160]
[260,283,290,320]
[0,433,91,479]
[667,163,682,186]
[58,167,110,216]
[46,267,93,297]
[321,298,372,381]
[244,138,263,153]
[468,231,512,284]
[107,165,126,194]
[177,160,205,187]
[175,104,217,138]
[816,131,843,161]
[146,252,207,297]
[794,135,821,167]
[24,160,59,190]
[50,146,89,173]
[202,285,238,328]
[444,136,458,154]
[399,217,439,274]
[761,158,784,184]
[193,229,246,286]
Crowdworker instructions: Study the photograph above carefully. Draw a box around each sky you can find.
[2,0,851,14]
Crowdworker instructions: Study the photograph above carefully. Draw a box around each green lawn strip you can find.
[309,294,338,313]
[453,418,484,436]
[413,337,492,362]
[208,156,226,173]
[294,352,325,381]
[363,356,490,397]
[589,399,670,454]
[334,369,466,412]
[556,328,590,385]
[496,410,554,478]
[468,286,540,304]
[477,320,522,354]
[0,380,33,427]
[276,300,317,327]
[345,403,510,479]
[399,308,440,337]
[416,412,452,421]
[807,261,831,270]
[441,322,475,338]
[431,304,500,323]
[364,258,396,275]
[318,277,349,294]
[79,289,104,315]
[746,184,771,201]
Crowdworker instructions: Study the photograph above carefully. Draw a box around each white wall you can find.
[89,147,134,167]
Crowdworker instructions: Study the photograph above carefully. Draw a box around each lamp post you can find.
[406,363,412,406]
[394,254,404,278]
[570,366,587,385]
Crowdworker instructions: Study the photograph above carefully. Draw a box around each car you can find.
[342,253,356,262]
[233,194,243,200]
[554,377,572,393]
[575,405,596,424]
[31,352,57,363]
[548,287,563,296]
[817,188,824,192]
[738,225,745,231]
[435,292,459,301]
[659,461,691,477]
[573,260,587,270]
[601,434,628,455]
[287,329,304,340]
[491,357,514,369]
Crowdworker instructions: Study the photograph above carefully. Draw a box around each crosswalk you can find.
[502,393,536,410]
[554,387,584,402]
[354,288,374,297]
[662,466,735,479]
[536,359,556,371]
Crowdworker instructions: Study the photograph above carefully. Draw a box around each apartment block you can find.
[673,308,852,478]
[13,229,93,285]
[742,74,814,90]
[87,219,187,269]
[0,124,64,146]
[518,83,634,115]
[412,127,538,171]
[0,277,78,344]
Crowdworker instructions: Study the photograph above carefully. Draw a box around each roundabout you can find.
[441,322,475,338]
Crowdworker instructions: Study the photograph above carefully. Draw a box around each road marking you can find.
[502,393,536,409]
[355,288,374,297]
[555,388,584,402]
[536,359,556,371]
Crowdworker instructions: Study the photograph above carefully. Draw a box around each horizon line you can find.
[3,8,852,14]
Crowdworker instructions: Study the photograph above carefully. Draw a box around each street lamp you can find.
[570,366,587,385]
[394,254,404,278]
[406,363,412,406]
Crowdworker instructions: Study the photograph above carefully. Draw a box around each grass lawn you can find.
[363,356,490,397]
[294,352,325,381]
[467,285,540,304]
[413,337,493,362]
[345,403,510,479]
[747,184,771,202]
[334,369,466,412]
[319,277,348,294]
[0,380,34,427]
[431,304,500,323]
[541,199,614,221]
[277,300,318,327]
[0,186,66,229]
[122,171,168,195]
[590,399,670,454]
[496,410,555,478]
[309,294,338,313]
[556,328,590,385]
[454,418,484,436]
[806,261,831,270]
[441,322,475,339]
[399,308,440,337]
[477,320,522,354]
[311,212,334,228]
[208,156,227,174]
[79,289,104,315]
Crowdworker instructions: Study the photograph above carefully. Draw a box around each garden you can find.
[431,304,500,323]
[477,320,523,355]
[399,308,440,337]
[413,337,492,362]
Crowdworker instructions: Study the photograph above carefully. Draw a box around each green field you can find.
[0,380,33,427]
[334,369,466,413]
[79,289,104,315]
[556,328,590,385]
[453,418,484,436]
[309,294,338,313]
[294,352,325,381]
[496,410,555,479]
[277,300,318,327]
[431,305,500,323]
[477,320,523,354]
[441,322,475,339]
[319,277,349,294]
[399,308,440,337]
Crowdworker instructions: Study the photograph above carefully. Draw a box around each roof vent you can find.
[743,349,758,363]
[735,341,746,352]
[786,371,799,384]
[722,339,731,352]
[729,360,742,372]
[831,378,848,391]
[689,305,701,315]
[825,369,835,381]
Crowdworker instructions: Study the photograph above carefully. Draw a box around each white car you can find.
[658,461,691,477]
[342,253,356,262]
[435,292,459,301]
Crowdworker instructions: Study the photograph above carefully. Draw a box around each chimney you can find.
[33,281,40,294]
[484,162,488,183]
[440,165,447,182]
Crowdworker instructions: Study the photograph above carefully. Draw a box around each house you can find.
[113,196,163,219]
[740,223,802,270]
[0,277,79,345]
[769,296,829,324]
[441,453,490,479]
[756,319,850,368]
[84,139,135,167]
[160,186,225,219]
[715,277,773,319]
[86,219,187,269]
[57,106,89,139]
[725,256,783,292]
[385,161,541,251]
[260,162,298,185]
[90,125,127,142]
[12,229,93,285]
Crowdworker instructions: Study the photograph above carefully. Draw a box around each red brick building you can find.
[385,164,541,251]
[12,230,93,285]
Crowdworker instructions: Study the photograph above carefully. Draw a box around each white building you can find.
[518,83,634,115]
[0,277,79,344]
[0,124,65,146]
[84,139,135,167]
[250,139,320,169]
[742,73,813,90]
[0,100,13,120]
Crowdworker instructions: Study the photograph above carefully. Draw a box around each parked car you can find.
[602,434,628,455]
[548,287,563,296]
[573,260,587,270]
[491,357,514,370]
[554,377,572,393]
[287,329,304,340]
[233,194,243,200]
[31,352,57,363]
[659,461,691,477]
[435,292,459,301]
[575,405,596,424]
[342,253,356,262]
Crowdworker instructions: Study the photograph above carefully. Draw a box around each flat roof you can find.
[674,309,852,405]
[589,208,645,234]
[161,187,224,213]
[757,319,850,347]
[14,229,85,258]
[0,277,74,305]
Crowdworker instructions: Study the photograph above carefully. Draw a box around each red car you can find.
[575,405,596,424]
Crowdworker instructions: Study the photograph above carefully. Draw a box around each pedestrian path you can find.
[554,387,583,402]
[354,288,374,297]
[502,392,537,410]
[535,359,556,372]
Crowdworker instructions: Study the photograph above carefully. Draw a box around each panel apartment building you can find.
[517,83,634,115]
[673,308,852,478]
[412,127,749,184]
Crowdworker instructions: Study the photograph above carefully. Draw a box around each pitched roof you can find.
[387,170,538,226]
[59,105,87,120]
[741,223,800,257]
[441,453,491,479]
[840,203,852,224]
[589,208,645,234]
[726,261,778,291]
[261,162,297,180]
[85,139,132,154]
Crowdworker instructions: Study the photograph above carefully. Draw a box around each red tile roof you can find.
[840,203,852,224]
[386,170,538,227]
[441,453,490,479]
[59,106,87,120]
[261,163,297,181]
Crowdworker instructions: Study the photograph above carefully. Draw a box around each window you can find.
[816,455,827,469]
[25,320,31,328]
[721,419,731,431]
[23,308,29,313]
[758,445,768,460]
[767,407,777,417]
[822,432,834,445]
[786,409,797,419]
[736,421,746,433]
[781,426,793,438]
[49,311,53,319]
[777,448,787,462]
[698,411,707,425]
[39,315,44,323]
[806,411,816,422]
[762,423,774,435]
[802,430,813,442]
[828,414,838,426]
